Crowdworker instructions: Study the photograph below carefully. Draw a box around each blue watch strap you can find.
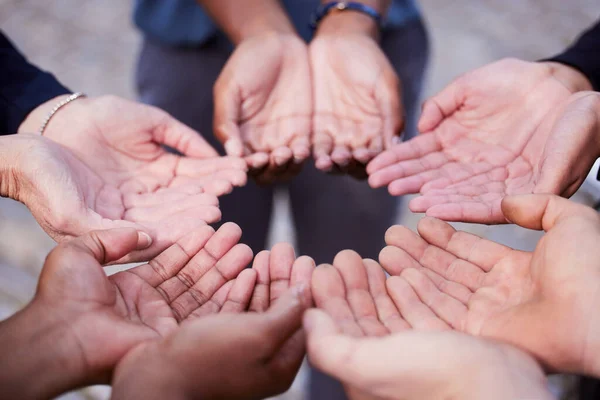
[310,2,385,31]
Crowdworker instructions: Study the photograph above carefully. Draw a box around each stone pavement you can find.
[0,0,599,399]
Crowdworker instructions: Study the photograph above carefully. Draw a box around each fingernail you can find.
[136,231,153,249]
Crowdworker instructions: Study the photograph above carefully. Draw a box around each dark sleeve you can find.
[545,20,600,91]
[0,31,70,135]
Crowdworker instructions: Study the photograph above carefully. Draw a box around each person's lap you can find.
[135,17,429,399]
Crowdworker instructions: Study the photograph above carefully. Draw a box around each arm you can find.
[196,0,296,44]
[0,301,87,400]
[0,31,70,134]
[545,19,600,91]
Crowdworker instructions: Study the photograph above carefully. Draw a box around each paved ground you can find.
[0,0,598,399]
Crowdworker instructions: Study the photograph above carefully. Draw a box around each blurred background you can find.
[0,0,598,399]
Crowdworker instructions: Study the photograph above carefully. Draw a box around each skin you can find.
[111,243,316,400]
[207,0,399,181]
[305,309,553,400]
[311,1,401,178]
[0,224,253,399]
[16,95,247,261]
[368,59,597,223]
[207,0,312,184]
[379,194,600,376]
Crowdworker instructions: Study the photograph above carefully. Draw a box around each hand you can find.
[112,255,313,400]
[368,59,596,223]
[16,96,248,261]
[311,15,402,178]
[379,194,600,375]
[214,33,312,184]
[305,310,553,400]
[16,223,252,396]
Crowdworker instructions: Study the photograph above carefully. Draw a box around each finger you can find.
[400,268,468,330]
[426,199,506,224]
[417,217,512,272]
[271,146,294,169]
[386,276,451,330]
[221,269,258,313]
[171,243,253,321]
[245,152,270,170]
[269,243,296,303]
[260,285,310,352]
[421,166,507,194]
[155,113,219,158]
[290,256,316,306]
[156,222,243,304]
[366,134,441,183]
[333,250,388,336]
[249,250,271,312]
[123,186,203,209]
[128,225,216,287]
[418,78,464,133]
[501,194,599,231]
[313,115,336,172]
[379,245,472,304]
[383,225,486,291]
[363,259,409,332]
[189,280,233,318]
[55,228,150,266]
[331,144,353,170]
[175,156,248,177]
[375,74,404,148]
[124,194,220,223]
[214,79,243,155]
[312,264,363,337]
[290,135,311,164]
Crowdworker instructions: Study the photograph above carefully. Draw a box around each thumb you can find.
[417,76,464,133]
[70,228,153,264]
[304,309,363,382]
[501,194,596,231]
[155,115,219,158]
[214,79,244,157]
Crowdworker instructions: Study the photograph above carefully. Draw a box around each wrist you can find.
[112,342,188,400]
[315,8,380,40]
[543,61,594,93]
[0,299,89,399]
[0,135,31,201]
[17,94,72,135]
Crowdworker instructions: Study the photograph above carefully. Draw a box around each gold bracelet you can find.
[38,92,87,135]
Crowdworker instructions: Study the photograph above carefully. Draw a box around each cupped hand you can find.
[112,244,315,400]
[17,95,248,261]
[214,33,312,184]
[379,194,600,375]
[32,222,253,385]
[311,34,402,178]
[305,309,552,400]
[368,59,596,223]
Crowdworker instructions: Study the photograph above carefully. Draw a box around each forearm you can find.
[0,300,87,399]
[196,0,296,44]
[315,0,392,40]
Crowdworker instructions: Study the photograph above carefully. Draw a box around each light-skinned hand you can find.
[305,309,553,400]
[214,33,312,184]
[311,30,402,178]
[380,194,600,376]
[368,59,596,222]
[16,95,248,261]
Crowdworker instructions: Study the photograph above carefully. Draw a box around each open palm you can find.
[379,194,600,374]
[35,223,253,382]
[368,59,589,223]
[311,34,402,178]
[214,34,312,184]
